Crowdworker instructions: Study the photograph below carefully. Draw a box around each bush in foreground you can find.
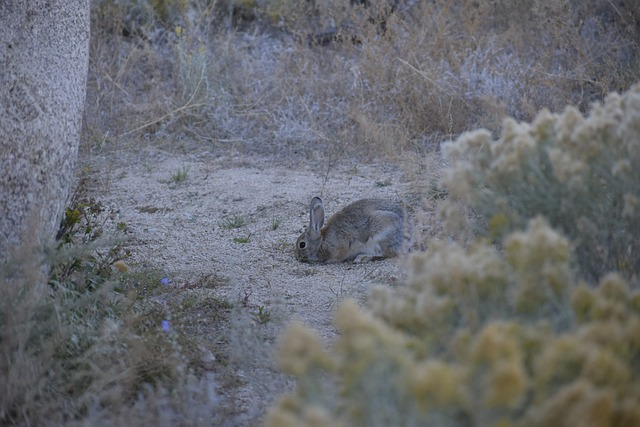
[266,83,640,427]
[266,218,640,427]
[442,83,640,283]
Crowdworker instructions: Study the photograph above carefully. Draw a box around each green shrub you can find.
[441,83,640,283]
[266,218,640,427]
[0,241,142,425]
[0,201,218,426]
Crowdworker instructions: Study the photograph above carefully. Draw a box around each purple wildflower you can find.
[161,320,171,332]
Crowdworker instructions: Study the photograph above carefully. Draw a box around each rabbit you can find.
[295,197,407,263]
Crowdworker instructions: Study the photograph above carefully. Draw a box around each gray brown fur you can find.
[295,197,407,263]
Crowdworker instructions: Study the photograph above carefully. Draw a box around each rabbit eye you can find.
[299,241,306,249]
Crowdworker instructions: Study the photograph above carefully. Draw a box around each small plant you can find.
[375,178,392,187]
[221,215,246,229]
[271,217,281,231]
[169,165,189,184]
[233,236,251,244]
[56,195,115,244]
[51,194,129,293]
[237,289,270,324]
[254,305,272,325]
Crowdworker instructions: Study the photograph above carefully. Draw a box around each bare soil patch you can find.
[85,147,425,425]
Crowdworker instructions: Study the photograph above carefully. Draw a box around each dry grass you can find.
[83,0,640,162]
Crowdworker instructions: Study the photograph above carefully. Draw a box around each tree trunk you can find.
[0,0,90,261]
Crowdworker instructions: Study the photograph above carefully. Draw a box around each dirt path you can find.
[87,147,421,425]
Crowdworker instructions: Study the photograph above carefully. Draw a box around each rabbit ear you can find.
[309,197,324,236]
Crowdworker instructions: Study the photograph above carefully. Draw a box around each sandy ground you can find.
[86,146,427,425]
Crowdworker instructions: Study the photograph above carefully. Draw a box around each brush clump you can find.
[267,84,640,427]
[442,84,640,283]
[268,219,640,426]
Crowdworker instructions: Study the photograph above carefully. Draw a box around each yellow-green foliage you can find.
[442,83,640,283]
[267,219,640,427]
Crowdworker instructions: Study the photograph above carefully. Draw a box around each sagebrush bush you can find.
[442,83,640,283]
[267,218,640,427]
